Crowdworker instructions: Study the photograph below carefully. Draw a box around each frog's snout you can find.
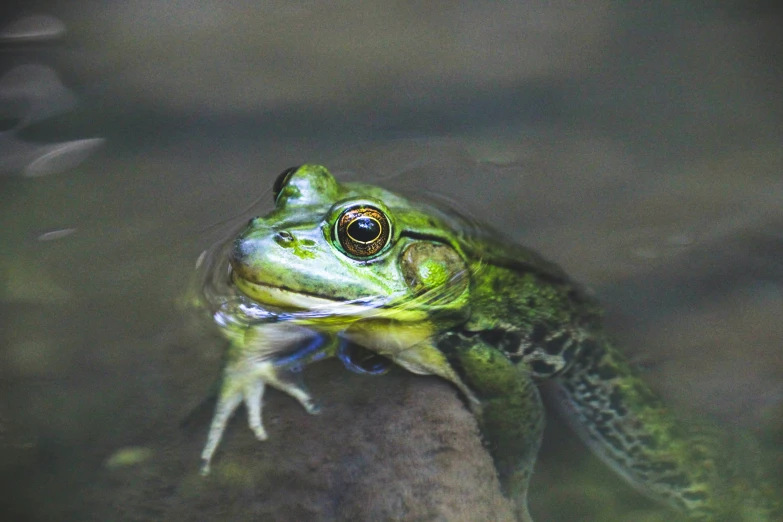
[229,238,266,285]
[229,237,255,271]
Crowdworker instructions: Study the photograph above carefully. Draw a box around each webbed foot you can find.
[200,325,333,475]
[200,359,320,475]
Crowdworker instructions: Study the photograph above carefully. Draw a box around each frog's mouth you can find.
[232,272,348,309]
[230,271,427,321]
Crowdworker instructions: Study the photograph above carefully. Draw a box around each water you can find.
[1,2,781,521]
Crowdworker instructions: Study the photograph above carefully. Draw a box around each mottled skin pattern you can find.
[199,165,779,521]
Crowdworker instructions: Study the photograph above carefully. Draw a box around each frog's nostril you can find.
[275,231,294,244]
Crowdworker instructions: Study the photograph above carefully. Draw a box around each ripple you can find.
[24,138,104,177]
[0,15,66,41]
[37,228,77,241]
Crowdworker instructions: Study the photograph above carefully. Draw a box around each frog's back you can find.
[427,201,781,520]
[426,205,603,378]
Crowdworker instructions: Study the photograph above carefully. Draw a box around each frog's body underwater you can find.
[199,165,779,521]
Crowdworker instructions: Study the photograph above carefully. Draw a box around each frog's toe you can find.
[242,379,269,441]
[200,363,275,474]
[200,389,243,476]
[258,363,321,416]
[302,399,321,415]
[200,353,325,475]
[250,425,268,441]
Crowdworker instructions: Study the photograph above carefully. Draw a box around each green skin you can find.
[200,165,779,521]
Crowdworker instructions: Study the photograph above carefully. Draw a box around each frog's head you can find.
[229,164,470,321]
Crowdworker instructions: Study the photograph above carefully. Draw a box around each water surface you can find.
[2,2,782,521]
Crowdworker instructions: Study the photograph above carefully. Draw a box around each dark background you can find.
[2,2,782,520]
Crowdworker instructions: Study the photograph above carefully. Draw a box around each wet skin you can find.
[199,165,779,521]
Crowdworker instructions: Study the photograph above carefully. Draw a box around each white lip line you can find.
[242,279,342,304]
[236,278,393,317]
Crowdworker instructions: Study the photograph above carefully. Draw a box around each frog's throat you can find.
[232,276,429,322]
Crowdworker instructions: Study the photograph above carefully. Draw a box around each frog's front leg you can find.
[200,323,335,475]
[394,335,544,522]
[443,335,544,522]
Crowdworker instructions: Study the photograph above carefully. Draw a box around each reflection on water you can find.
[0,14,66,42]
[1,2,781,521]
[0,63,103,176]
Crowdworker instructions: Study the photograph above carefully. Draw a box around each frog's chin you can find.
[232,275,427,321]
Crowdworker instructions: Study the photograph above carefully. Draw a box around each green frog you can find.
[198,164,779,521]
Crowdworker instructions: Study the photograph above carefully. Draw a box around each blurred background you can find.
[1,1,781,521]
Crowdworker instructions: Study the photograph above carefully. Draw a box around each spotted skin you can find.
[199,165,780,521]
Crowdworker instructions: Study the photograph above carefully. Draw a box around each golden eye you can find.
[336,206,391,258]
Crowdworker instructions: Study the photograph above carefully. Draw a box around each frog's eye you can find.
[272,166,300,202]
[336,206,391,258]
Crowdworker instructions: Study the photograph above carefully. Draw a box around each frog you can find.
[197,164,780,521]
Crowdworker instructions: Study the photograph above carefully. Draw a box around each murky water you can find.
[2,2,781,521]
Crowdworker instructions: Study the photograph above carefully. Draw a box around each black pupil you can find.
[273,166,300,201]
[348,217,380,243]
